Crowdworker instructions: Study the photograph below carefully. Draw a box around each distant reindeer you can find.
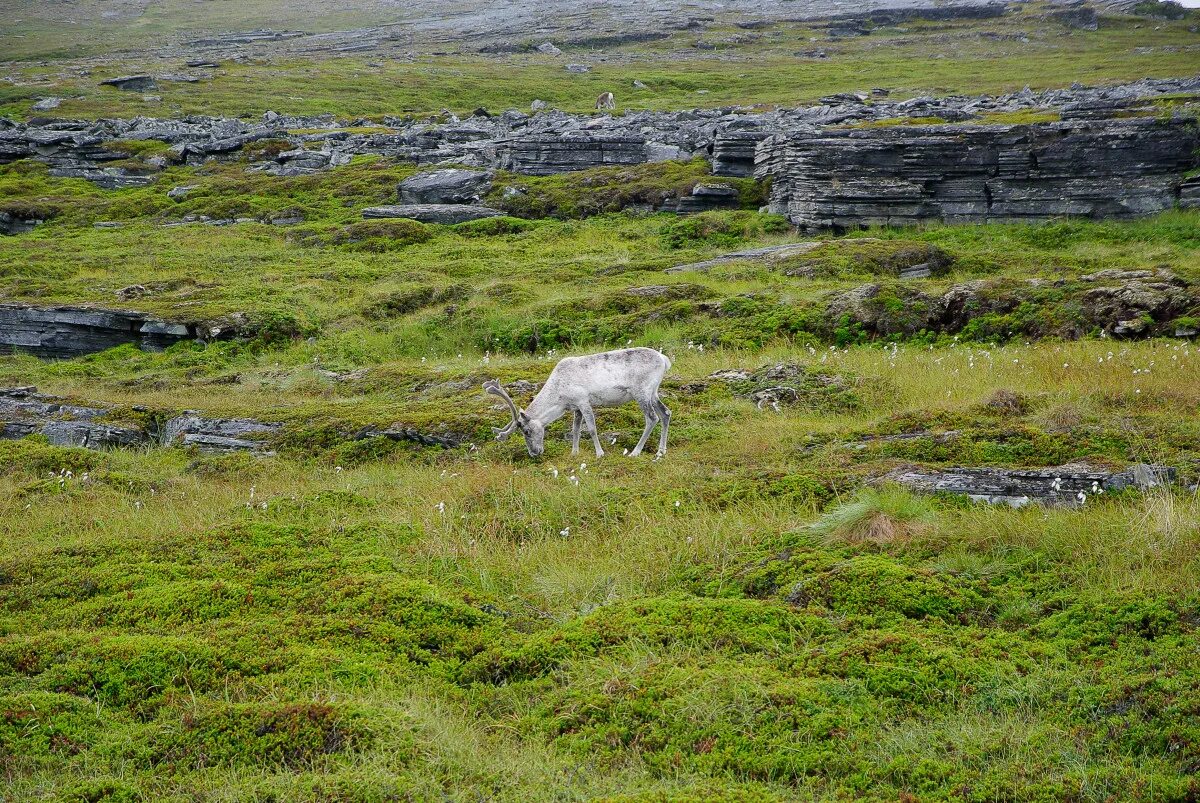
[595,91,616,111]
[484,347,671,459]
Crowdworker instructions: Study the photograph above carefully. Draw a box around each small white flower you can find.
[550,468,559,478]
[559,527,570,536]
[334,466,344,473]
[1076,491,1087,504]
[569,475,579,486]
[674,500,681,508]
[622,448,629,456]
[435,501,445,513]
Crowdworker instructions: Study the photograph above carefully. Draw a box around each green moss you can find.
[159,701,376,770]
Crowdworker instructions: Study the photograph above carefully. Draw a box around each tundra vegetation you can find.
[3,4,1200,801]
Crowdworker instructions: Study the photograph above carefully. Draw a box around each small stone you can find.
[116,284,148,300]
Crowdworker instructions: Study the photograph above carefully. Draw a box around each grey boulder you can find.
[398,168,495,204]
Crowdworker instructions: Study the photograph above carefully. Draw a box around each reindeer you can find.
[484,347,671,459]
[595,91,616,111]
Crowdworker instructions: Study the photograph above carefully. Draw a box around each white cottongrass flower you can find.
[559,527,570,537]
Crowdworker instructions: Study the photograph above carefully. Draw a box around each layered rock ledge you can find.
[757,116,1200,229]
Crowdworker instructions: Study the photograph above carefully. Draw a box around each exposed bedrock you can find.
[4,76,1197,195]
[0,305,259,359]
[362,203,504,223]
[819,269,1198,340]
[398,168,495,204]
[0,305,193,359]
[0,387,469,455]
[757,116,1200,229]
[886,462,1176,508]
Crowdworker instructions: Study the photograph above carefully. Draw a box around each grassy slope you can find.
[2,7,1200,119]
[2,149,1200,800]
[3,7,1200,801]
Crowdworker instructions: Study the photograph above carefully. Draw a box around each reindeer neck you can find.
[525,387,566,426]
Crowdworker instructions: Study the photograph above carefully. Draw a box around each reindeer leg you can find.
[570,409,582,455]
[580,404,604,458]
[654,398,671,458]
[629,400,658,457]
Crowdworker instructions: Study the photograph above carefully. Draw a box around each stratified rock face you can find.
[398,168,494,204]
[362,204,503,223]
[0,305,194,359]
[495,135,652,175]
[758,117,1200,229]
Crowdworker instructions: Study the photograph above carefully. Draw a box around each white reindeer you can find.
[484,347,671,459]
[595,91,616,111]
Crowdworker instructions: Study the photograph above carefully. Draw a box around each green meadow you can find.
[2,3,1200,800]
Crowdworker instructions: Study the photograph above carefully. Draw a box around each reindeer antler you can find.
[483,380,522,440]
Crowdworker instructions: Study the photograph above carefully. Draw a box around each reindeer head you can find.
[483,380,545,457]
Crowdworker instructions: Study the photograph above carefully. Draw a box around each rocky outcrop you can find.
[887,462,1175,507]
[818,269,1197,340]
[362,204,504,223]
[1,387,469,455]
[758,116,1200,229]
[0,387,148,449]
[657,182,742,214]
[399,168,495,204]
[0,210,44,235]
[3,76,1198,192]
[494,134,654,175]
[162,414,282,453]
[0,305,194,359]
[99,75,158,92]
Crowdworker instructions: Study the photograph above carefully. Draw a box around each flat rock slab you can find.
[100,75,157,92]
[667,242,826,273]
[362,204,503,224]
[887,463,1176,507]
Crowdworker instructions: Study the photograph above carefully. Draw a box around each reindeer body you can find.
[485,347,671,458]
[595,91,616,111]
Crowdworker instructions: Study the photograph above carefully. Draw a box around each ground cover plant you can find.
[3,142,1200,800]
[3,3,1200,799]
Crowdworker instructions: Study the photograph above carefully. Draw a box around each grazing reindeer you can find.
[484,347,671,459]
[595,91,616,111]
